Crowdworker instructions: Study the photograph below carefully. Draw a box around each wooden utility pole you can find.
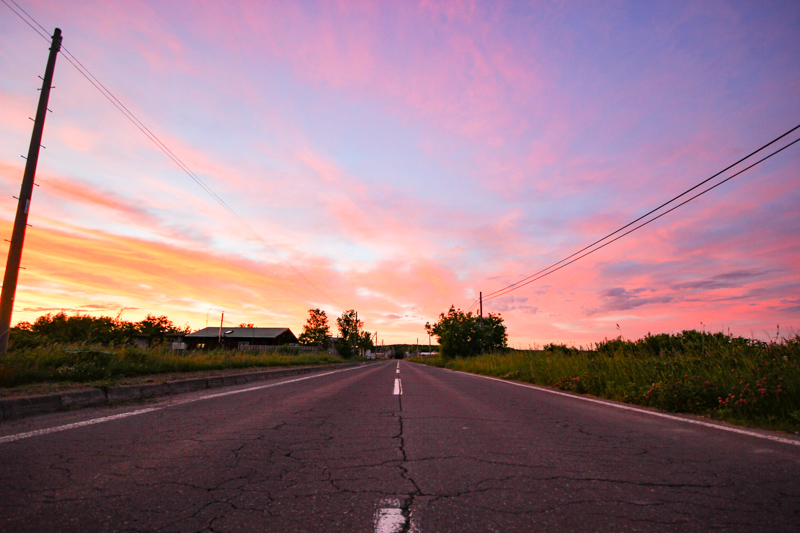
[0,28,62,355]
[479,291,483,354]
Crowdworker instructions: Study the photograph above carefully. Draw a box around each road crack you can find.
[395,394,421,532]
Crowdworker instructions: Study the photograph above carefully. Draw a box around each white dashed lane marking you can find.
[393,378,403,395]
[374,499,407,533]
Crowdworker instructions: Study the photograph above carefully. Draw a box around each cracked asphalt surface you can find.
[1,360,799,532]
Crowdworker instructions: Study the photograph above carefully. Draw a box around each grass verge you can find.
[411,334,800,433]
[0,345,347,393]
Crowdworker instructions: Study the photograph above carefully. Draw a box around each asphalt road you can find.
[1,360,799,532]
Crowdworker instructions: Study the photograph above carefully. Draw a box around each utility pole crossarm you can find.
[0,28,62,355]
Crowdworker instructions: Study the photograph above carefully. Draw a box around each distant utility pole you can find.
[0,28,62,355]
[479,291,484,354]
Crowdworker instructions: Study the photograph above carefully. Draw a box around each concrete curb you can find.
[0,362,367,422]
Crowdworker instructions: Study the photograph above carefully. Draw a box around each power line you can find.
[3,0,345,310]
[1,0,49,40]
[480,129,800,304]
[482,123,800,301]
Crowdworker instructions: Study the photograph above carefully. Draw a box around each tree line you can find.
[9,305,508,360]
[299,306,508,360]
[10,312,188,351]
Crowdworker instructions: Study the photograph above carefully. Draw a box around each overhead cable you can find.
[3,0,344,310]
[482,129,800,303]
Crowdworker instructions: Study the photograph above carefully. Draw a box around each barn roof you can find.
[186,327,296,339]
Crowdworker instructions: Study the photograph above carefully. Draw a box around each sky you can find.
[0,0,798,347]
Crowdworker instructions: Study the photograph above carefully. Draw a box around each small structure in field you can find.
[184,327,298,350]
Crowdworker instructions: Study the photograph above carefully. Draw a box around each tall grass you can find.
[0,345,346,388]
[413,331,800,432]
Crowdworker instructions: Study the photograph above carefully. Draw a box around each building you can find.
[184,327,298,350]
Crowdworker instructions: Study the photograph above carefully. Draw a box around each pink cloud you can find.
[3,1,797,349]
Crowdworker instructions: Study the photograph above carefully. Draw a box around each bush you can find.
[425,306,507,359]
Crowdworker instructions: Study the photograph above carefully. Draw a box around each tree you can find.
[335,310,363,358]
[425,306,507,359]
[136,314,181,346]
[298,309,330,349]
[24,312,129,344]
[481,312,508,352]
[358,330,374,352]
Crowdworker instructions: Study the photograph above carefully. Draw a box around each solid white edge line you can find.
[0,364,373,445]
[439,366,800,447]
[0,408,163,444]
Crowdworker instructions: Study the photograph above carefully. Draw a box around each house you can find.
[184,327,298,350]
